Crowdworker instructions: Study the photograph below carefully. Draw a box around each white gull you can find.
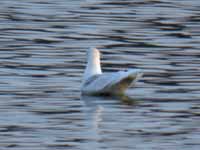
[81,48,143,96]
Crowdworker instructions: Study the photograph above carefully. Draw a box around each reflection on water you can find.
[0,0,200,149]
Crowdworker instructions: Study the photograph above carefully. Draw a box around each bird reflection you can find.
[81,94,137,107]
[81,95,137,130]
[81,94,138,142]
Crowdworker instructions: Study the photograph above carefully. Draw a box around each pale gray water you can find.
[0,0,200,149]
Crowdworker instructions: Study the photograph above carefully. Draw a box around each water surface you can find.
[0,0,200,149]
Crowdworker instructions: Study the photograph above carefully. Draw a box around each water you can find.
[0,0,200,149]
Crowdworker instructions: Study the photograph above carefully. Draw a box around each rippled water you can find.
[0,0,200,149]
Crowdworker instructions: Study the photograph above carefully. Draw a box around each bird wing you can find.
[82,69,142,95]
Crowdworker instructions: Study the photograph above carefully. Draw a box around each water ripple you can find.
[0,0,199,149]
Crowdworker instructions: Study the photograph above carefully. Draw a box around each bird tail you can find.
[127,69,143,86]
[109,69,143,95]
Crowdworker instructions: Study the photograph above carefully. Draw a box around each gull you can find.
[81,48,143,96]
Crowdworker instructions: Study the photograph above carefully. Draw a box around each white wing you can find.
[82,69,142,95]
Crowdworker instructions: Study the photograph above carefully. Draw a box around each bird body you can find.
[81,48,142,96]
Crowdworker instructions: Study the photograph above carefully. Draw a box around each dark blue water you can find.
[0,0,200,149]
